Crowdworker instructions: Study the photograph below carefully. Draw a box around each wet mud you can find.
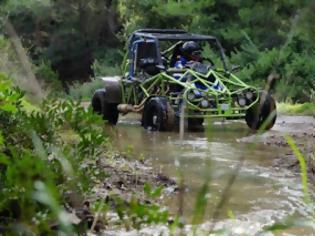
[104,114,315,235]
[239,115,315,180]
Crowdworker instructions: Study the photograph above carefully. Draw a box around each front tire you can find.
[245,91,276,130]
[142,97,175,131]
[91,90,119,125]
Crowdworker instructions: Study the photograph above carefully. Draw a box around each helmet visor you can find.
[190,50,202,61]
[191,50,202,56]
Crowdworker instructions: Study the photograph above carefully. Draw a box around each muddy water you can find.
[111,115,314,235]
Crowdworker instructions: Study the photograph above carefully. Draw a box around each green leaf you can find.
[285,135,310,203]
[151,186,162,198]
[265,222,290,231]
[0,103,17,113]
[227,209,235,219]
[0,154,9,165]
[0,131,3,146]
[144,182,151,195]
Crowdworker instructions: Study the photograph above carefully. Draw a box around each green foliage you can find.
[278,102,315,116]
[144,182,162,199]
[231,47,279,88]
[2,0,315,230]
[192,182,209,225]
[92,48,123,77]
[285,136,310,203]
[265,218,315,233]
[2,0,120,85]
[0,72,173,233]
[35,60,62,92]
[231,32,315,102]
[115,194,169,230]
[68,79,105,101]
[0,73,108,234]
[280,52,315,102]
[2,0,315,103]
[118,0,315,103]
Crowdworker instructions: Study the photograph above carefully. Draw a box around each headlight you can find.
[238,97,247,107]
[246,91,253,100]
[187,89,200,101]
[200,99,209,108]
[187,91,195,101]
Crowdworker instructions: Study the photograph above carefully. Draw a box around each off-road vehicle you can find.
[92,29,276,131]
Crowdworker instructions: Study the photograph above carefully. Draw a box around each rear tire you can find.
[245,91,276,130]
[91,90,119,125]
[142,97,175,131]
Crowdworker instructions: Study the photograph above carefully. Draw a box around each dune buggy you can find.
[92,29,276,131]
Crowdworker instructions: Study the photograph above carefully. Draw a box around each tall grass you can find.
[285,135,310,203]
[278,102,315,116]
[68,78,105,101]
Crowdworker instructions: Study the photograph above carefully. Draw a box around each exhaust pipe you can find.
[117,104,136,114]
[117,98,148,114]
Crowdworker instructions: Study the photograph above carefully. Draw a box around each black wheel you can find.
[91,90,119,125]
[245,91,276,130]
[142,97,175,131]
[188,118,204,131]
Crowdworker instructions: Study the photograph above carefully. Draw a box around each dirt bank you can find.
[90,153,177,202]
[238,115,315,179]
[77,153,177,232]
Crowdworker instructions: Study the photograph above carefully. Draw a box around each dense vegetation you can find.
[0,74,173,234]
[0,0,314,102]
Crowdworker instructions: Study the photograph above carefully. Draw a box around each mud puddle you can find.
[106,115,315,235]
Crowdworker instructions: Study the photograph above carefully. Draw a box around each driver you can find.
[174,41,221,90]
[174,41,202,69]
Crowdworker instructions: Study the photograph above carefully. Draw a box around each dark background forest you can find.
[0,0,315,102]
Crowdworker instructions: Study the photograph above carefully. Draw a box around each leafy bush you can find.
[0,72,174,234]
[92,48,123,77]
[231,47,279,88]
[3,0,315,103]
[230,33,315,103]
[280,52,315,103]
[278,102,315,116]
[0,73,108,234]
[35,60,63,93]
[67,48,122,101]
[68,79,105,101]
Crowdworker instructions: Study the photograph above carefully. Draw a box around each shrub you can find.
[68,78,105,101]
[0,72,175,234]
[92,48,123,77]
[0,73,108,234]
[230,35,315,103]
[35,61,61,89]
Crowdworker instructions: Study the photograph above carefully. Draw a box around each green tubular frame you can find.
[120,67,259,119]
[115,29,265,119]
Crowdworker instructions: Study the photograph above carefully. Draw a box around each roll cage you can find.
[92,29,277,131]
[124,29,228,79]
